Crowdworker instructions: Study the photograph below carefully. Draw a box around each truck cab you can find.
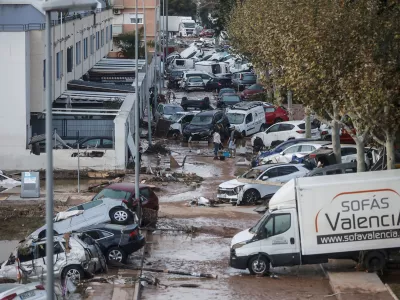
[178,18,196,37]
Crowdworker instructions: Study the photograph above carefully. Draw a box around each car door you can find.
[263,124,280,146]
[279,123,295,140]
[81,200,109,226]
[279,145,301,162]
[245,113,256,135]
[259,212,300,266]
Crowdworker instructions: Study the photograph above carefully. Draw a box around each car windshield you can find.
[222,95,240,103]
[219,89,235,96]
[241,168,263,179]
[227,113,245,124]
[249,211,270,234]
[191,115,213,125]
[93,188,131,201]
[164,106,184,115]
[184,23,195,28]
[248,84,262,90]
[243,75,256,81]
[189,77,203,82]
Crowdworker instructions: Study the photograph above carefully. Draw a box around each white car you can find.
[0,283,48,300]
[29,198,136,239]
[217,164,309,205]
[0,171,21,190]
[167,111,200,138]
[251,121,321,148]
[261,143,328,164]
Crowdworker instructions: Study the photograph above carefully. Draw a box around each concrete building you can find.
[110,0,159,57]
[0,2,115,170]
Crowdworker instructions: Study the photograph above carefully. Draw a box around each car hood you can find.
[219,179,245,189]
[261,153,280,163]
[184,123,212,133]
[231,228,255,247]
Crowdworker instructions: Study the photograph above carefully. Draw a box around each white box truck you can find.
[230,169,400,275]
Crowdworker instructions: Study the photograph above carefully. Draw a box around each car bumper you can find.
[229,248,248,270]
[121,236,146,255]
[184,132,211,140]
[186,86,204,90]
[217,193,238,202]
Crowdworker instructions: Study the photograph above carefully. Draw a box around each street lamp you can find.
[42,1,97,298]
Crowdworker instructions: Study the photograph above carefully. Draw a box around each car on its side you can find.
[263,103,289,125]
[181,96,210,111]
[155,103,184,121]
[232,72,257,91]
[184,76,206,92]
[0,283,49,300]
[182,110,230,142]
[29,198,136,239]
[217,164,309,205]
[240,83,264,100]
[251,120,321,148]
[260,142,328,164]
[79,223,145,263]
[205,76,232,91]
[217,93,241,108]
[0,234,106,284]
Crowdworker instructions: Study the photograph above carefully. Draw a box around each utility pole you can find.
[135,0,141,222]
[161,0,165,89]
[154,0,159,115]
[165,0,168,59]
[143,0,151,143]
[158,0,162,94]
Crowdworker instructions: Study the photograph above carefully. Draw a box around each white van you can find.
[226,101,267,136]
[170,58,195,70]
[195,61,229,75]
[230,169,400,275]
[180,70,214,88]
[178,18,196,37]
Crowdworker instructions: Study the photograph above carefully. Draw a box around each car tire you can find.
[110,208,131,225]
[363,251,386,272]
[106,247,127,263]
[61,265,84,284]
[274,118,283,123]
[241,189,261,205]
[260,124,266,132]
[248,255,270,276]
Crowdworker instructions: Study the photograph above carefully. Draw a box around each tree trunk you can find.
[385,132,395,170]
[305,111,311,138]
[355,139,366,172]
[331,120,341,164]
[287,90,293,121]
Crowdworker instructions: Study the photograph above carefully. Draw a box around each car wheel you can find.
[241,189,260,205]
[106,247,127,263]
[110,208,131,225]
[62,265,84,284]
[248,255,270,276]
[363,251,386,272]
[274,118,283,123]
[260,124,266,132]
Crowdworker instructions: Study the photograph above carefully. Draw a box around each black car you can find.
[232,72,257,91]
[205,76,232,92]
[69,136,114,149]
[182,109,230,141]
[167,70,185,89]
[79,223,145,263]
[217,93,241,108]
[181,96,210,111]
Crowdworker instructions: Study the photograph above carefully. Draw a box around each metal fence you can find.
[53,119,114,140]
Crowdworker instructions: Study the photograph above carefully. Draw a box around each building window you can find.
[56,50,63,79]
[106,26,108,43]
[130,14,143,24]
[101,29,104,46]
[76,41,81,65]
[83,37,88,59]
[43,59,46,88]
[90,34,95,54]
[96,31,100,50]
[110,25,112,37]
[67,46,73,72]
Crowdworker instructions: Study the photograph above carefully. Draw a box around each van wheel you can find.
[364,251,386,272]
[242,189,260,205]
[62,265,84,284]
[248,255,270,275]
[260,124,266,132]
[110,208,131,225]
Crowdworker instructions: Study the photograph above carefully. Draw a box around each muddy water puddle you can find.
[142,233,332,300]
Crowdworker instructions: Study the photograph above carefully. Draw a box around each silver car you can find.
[0,234,106,283]
[29,198,136,239]
[217,164,309,205]
[185,76,205,92]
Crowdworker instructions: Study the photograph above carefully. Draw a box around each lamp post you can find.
[42,1,98,298]
[143,0,151,143]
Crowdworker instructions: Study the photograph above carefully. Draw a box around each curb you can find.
[133,230,147,300]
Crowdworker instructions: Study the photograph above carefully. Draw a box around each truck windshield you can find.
[184,23,195,28]
[227,113,245,124]
[250,211,270,234]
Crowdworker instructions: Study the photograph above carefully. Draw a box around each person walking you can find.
[228,126,237,158]
[213,129,221,160]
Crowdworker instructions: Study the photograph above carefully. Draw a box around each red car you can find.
[263,104,289,125]
[92,182,159,214]
[199,29,215,37]
[340,128,356,144]
[240,84,264,100]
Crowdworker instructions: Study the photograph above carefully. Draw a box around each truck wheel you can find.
[248,255,270,275]
[242,189,260,205]
[364,251,386,272]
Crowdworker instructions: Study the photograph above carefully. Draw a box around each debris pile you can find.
[186,197,215,207]
[146,142,170,155]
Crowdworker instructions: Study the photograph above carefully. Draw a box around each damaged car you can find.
[0,234,106,284]
[29,198,137,239]
[217,164,308,205]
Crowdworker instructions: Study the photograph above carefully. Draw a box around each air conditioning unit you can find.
[113,9,121,15]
